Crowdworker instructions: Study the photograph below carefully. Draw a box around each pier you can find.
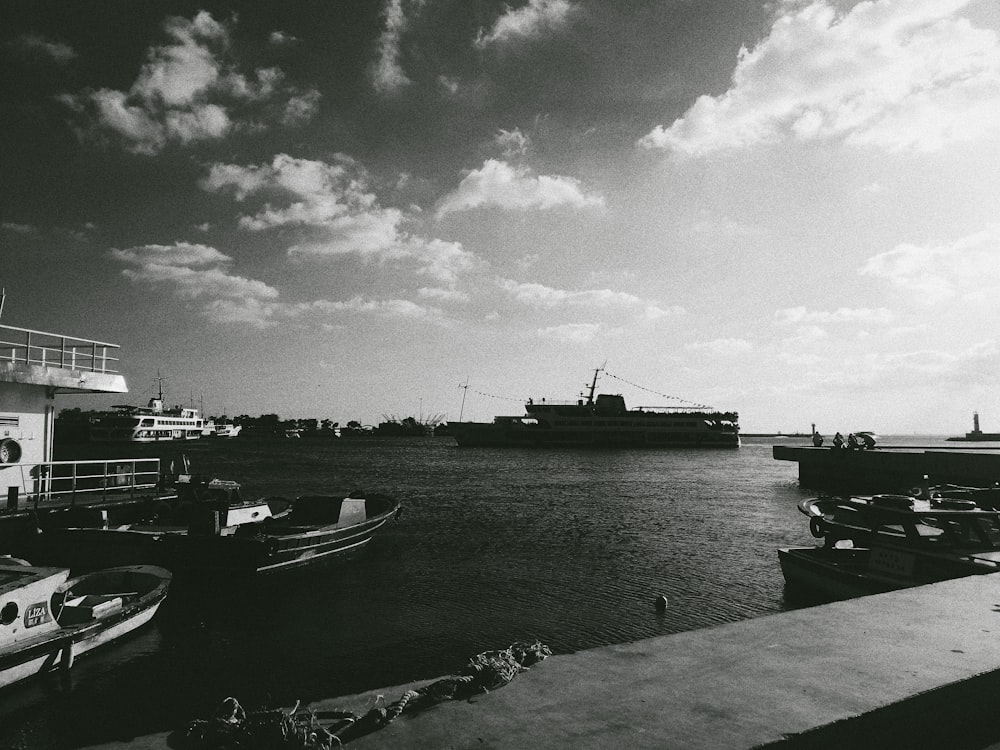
[87,573,1000,750]
[773,444,1000,492]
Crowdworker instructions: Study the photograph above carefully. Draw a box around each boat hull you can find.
[451,422,740,448]
[0,565,170,690]
[28,499,401,576]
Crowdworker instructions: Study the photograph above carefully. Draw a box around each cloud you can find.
[9,33,76,64]
[111,242,282,328]
[436,159,603,217]
[372,0,419,94]
[496,128,530,158]
[310,296,444,321]
[639,0,1000,155]
[859,225,1000,302]
[498,279,683,325]
[476,0,579,49]
[65,11,320,154]
[774,306,895,325]
[202,153,480,284]
[537,323,601,342]
[686,338,753,355]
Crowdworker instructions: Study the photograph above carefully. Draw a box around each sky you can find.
[2,0,1000,434]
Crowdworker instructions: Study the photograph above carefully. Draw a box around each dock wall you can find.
[773,445,1000,491]
[88,573,1000,750]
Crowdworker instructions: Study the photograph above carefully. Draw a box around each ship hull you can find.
[451,422,739,448]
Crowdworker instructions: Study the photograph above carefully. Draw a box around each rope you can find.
[603,371,712,409]
[184,641,552,749]
[459,384,525,403]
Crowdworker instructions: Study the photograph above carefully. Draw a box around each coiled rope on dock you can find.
[183,640,552,749]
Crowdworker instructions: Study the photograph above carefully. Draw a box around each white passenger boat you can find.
[0,561,170,690]
[90,388,205,443]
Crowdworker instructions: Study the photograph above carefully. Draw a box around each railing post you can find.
[60,337,66,368]
[24,331,31,364]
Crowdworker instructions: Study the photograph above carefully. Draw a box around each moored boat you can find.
[0,562,170,690]
[27,479,401,576]
[451,368,739,448]
[780,492,1000,599]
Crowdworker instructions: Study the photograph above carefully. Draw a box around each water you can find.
[0,436,949,749]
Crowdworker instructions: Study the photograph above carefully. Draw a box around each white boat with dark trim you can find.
[90,388,205,443]
[0,561,170,690]
[450,369,740,448]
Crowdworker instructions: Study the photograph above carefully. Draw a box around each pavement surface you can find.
[87,573,1000,750]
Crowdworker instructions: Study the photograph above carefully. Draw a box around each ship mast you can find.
[586,364,605,406]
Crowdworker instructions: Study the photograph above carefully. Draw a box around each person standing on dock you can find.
[833,432,845,449]
[812,430,824,447]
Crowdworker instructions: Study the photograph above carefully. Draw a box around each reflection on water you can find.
[3,435,913,748]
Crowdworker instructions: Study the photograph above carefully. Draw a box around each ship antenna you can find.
[0,288,5,320]
[153,371,166,400]
[458,378,469,422]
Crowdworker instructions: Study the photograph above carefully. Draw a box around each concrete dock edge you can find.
[86,573,1000,750]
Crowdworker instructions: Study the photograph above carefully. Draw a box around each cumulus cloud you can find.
[858,225,1000,302]
[639,0,1000,155]
[9,33,76,64]
[436,159,603,217]
[111,242,282,327]
[476,0,579,49]
[311,296,444,321]
[202,153,479,285]
[65,11,319,154]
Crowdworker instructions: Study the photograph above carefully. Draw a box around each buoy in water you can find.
[655,594,668,611]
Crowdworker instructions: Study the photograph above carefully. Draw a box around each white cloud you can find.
[476,0,578,49]
[774,306,895,325]
[311,296,444,321]
[372,0,416,94]
[10,33,76,64]
[111,242,281,328]
[859,225,1000,302]
[498,279,683,322]
[436,159,603,217]
[203,154,480,284]
[67,12,319,154]
[537,323,600,342]
[686,338,754,355]
[639,0,1000,155]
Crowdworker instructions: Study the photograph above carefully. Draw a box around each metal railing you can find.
[0,324,120,374]
[2,458,162,512]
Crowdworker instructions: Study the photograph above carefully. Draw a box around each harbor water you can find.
[0,435,947,749]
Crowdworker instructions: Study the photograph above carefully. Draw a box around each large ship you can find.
[450,369,739,448]
[89,384,205,443]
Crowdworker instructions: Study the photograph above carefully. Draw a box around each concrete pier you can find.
[87,573,1000,750]
[773,445,1000,491]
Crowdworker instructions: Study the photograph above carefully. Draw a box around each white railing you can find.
[0,324,120,374]
[2,458,161,512]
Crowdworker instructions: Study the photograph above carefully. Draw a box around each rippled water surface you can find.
[0,435,948,748]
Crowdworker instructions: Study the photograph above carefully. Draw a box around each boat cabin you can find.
[0,321,161,512]
[0,563,69,646]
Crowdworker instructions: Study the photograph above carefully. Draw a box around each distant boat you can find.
[0,561,171,690]
[450,368,739,448]
[89,382,205,443]
[213,422,242,438]
[284,428,302,439]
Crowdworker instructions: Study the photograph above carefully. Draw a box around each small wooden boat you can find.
[0,562,171,690]
[28,479,402,576]
[780,493,1000,599]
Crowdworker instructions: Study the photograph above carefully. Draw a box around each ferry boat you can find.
[450,369,739,448]
[89,386,205,443]
[0,308,168,517]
